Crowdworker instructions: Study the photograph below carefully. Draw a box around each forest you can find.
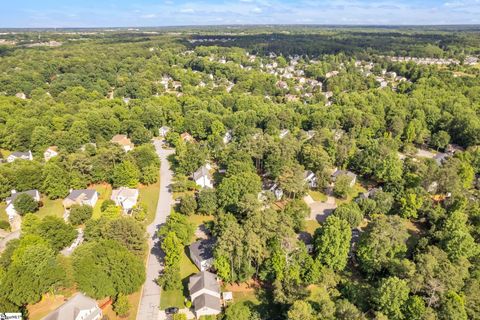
[0,26,479,320]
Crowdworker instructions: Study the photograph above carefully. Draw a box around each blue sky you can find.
[1,0,480,28]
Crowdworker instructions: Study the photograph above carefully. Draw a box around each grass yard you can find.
[309,190,327,202]
[138,182,160,225]
[304,219,320,234]
[91,183,113,219]
[335,183,367,205]
[160,248,199,309]
[37,198,64,219]
[0,203,8,223]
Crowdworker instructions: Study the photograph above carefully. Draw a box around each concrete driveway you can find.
[137,140,175,320]
[304,194,337,223]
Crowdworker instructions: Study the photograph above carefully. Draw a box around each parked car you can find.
[165,307,179,315]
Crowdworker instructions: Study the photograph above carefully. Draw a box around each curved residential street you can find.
[137,139,174,320]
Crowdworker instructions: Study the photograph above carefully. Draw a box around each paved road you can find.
[0,230,20,253]
[137,140,174,320]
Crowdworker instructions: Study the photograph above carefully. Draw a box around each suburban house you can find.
[180,132,195,143]
[188,271,222,318]
[189,238,215,271]
[42,293,102,320]
[159,126,170,138]
[331,169,357,188]
[111,134,134,152]
[7,150,33,163]
[5,189,41,220]
[63,189,99,211]
[44,146,58,161]
[110,187,139,213]
[304,170,317,188]
[193,165,213,189]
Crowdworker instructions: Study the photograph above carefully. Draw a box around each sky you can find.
[1,0,480,28]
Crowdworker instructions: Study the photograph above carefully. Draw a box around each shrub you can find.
[69,205,93,225]
[13,194,38,215]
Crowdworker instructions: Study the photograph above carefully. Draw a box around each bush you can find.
[178,195,197,216]
[113,294,130,317]
[13,194,38,215]
[69,205,93,225]
[333,202,364,228]
[101,199,116,212]
[131,203,147,222]
[141,165,158,184]
[333,174,353,199]
[0,220,10,231]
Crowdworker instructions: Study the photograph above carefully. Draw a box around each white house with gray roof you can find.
[63,189,98,210]
[189,238,215,271]
[193,165,213,189]
[5,189,40,220]
[42,293,101,320]
[188,271,222,318]
[7,150,33,163]
[111,187,139,213]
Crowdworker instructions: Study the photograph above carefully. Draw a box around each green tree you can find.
[112,160,140,188]
[439,210,478,260]
[197,188,218,215]
[333,174,353,198]
[140,164,158,184]
[283,199,310,232]
[101,199,116,212]
[1,243,65,305]
[431,130,450,150]
[42,162,70,199]
[35,216,77,252]
[224,302,259,320]
[438,291,467,320]
[399,190,423,219]
[314,216,352,271]
[13,193,38,215]
[69,205,93,226]
[157,212,195,246]
[73,239,145,298]
[333,202,363,228]
[178,194,197,216]
[404,295,426,320]
[288,300,315,320]
[158,232,182,290]
[335,299,365,320]
[103,217,146,256]
[374,277,410,320]
[356,215,409,274]
[113,294,130,317]
[217,171,261,214]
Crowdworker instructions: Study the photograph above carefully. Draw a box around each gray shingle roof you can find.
[10,151,31,158]
[6,190,39,203]
[42,293,100,320]
[189,238,215,263]
[188,271,220,296]
[193,166,210,181]
[66,189,97,202]
[193,292,222,312]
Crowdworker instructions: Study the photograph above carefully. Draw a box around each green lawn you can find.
[0,203,8,223]
[37,198,64,219]
[336,183,367,205]
[91,184,113,219]
[138,182,160,225]
[160,248,199,309]
[309,190,327,202]
[304,219,320,234]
